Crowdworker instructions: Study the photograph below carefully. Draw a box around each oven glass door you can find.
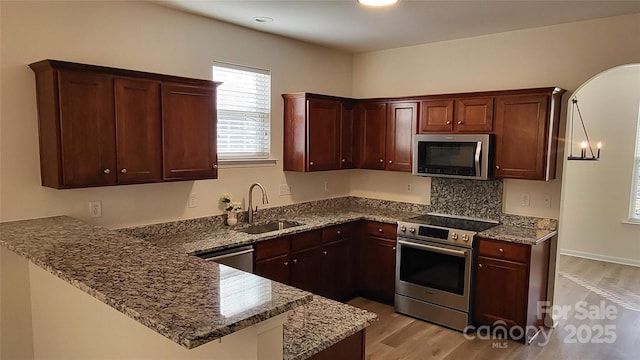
[399,241,466,295]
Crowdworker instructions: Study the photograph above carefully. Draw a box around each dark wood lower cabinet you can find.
[321,238,353,301]
[308,330,365,360]
[291,247,323,294]
[254,253,290,285]
[473,237,552,343]
[359,221,397,304]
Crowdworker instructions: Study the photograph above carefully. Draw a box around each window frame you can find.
[213,62,272,163]
[630,113,640,222]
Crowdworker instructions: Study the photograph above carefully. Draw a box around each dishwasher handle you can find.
[199,245,254,262]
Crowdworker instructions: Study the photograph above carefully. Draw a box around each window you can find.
[213,62,271,160]
[631,112,640,221]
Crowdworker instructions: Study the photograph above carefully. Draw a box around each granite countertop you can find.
[0,216,313,349]
[143,209,420,256]
[478,224,557,245]
[284,296,377,360]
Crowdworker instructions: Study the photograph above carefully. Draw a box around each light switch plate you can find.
[89,201,102,218]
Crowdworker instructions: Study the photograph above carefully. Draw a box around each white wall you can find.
[351,13,640,219]
[558,65,640,266]
[0,1,353,228]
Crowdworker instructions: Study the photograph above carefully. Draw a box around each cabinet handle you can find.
[103,168,111,174]
[499,248,504,253]
[392,246,396,251]
[388,160,393,164]
[341,159,346,163]
[212,164,218,169]
[337,230,341,235]
[446,121,451,125]
[378,228,383,232]
[310,161,314,166]
[284,261,289,266]
[323,250,328,255]
[292,259,298,264]
[120,168,127,174]
[478,263,483,268]
[496,165,500,170]
[458,120,463,125]
[379,159,384,163]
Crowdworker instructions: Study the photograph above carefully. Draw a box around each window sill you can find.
[622,218,640,226]
[218,158,278,169]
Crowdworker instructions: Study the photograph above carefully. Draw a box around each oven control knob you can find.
[451,232,459,240]
[399,225,406,232]
[409,227,416,233]
[462,234,470,242]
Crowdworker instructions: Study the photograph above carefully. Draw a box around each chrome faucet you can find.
[248,183,269,224]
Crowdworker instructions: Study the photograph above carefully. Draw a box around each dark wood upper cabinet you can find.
[161,83,217,181]
[419,97,492,133]
[114,78,162,184]
[356,102,387,170]
[493,88,565,180]
[340,102,356,169]
[454,97,493,132]
[418,99,454,133]
[56,70,117,188]
[386,102,418,172]
[283,93,350,172]
[29,59,219,189]
[307,98,341,171]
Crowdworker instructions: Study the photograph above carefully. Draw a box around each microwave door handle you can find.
[398,240,468,258]
[475,141,482,176]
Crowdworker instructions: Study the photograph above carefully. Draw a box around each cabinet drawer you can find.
[478,239,529,263]
[363,221,397,239]
[291,231,322,252]
[322,223,354,243]
[255,236,290,261]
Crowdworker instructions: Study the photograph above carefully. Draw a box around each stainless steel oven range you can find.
[395,214,498,331]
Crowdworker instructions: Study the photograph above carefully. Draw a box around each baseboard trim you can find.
[560,249,640,267]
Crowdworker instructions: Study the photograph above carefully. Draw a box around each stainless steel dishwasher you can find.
[197,245,254,272]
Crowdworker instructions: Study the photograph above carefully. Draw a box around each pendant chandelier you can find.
[568,97,601,161]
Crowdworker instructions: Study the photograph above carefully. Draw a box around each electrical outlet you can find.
[324,181,329,192]
[407,184,412,192]
[89,201,102,218]
[521,193,531,207]
[542,193,552,208]
[279,184,292,196]
[188,193,197,208]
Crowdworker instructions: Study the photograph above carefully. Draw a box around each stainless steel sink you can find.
[236,220,302,235]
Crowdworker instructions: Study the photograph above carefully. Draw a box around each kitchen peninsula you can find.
[0,194,557,359]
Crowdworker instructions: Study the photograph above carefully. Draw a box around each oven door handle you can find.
[398,240,468,258]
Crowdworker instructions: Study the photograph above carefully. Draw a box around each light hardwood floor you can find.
[348,255,640,360]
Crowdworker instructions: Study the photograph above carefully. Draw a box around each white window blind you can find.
[632,115,640,220]
[213,62,271,159]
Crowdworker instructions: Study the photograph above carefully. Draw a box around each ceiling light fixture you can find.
[567,97,601,161]
[253,17,273,23]
[357,0,399,7]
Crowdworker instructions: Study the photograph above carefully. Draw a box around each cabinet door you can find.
[161,83,217,180]
[474,256,528,328]
[386,102,418,172]
[58,70,116,187]
[418,99,454,133]
[291,247,323,294]
[454,97,493,132]
[321,238,353,301]
[360,236,396,304]
[255,254,291,285]
[307,98,341,171]
[114,78,162,184]
[493,94,549,180]
[357,102,387,169]
[340,102,356,169]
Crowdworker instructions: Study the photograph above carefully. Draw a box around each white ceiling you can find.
[154,0,640,53]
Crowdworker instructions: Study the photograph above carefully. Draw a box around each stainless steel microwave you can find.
[412,134,494,180]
